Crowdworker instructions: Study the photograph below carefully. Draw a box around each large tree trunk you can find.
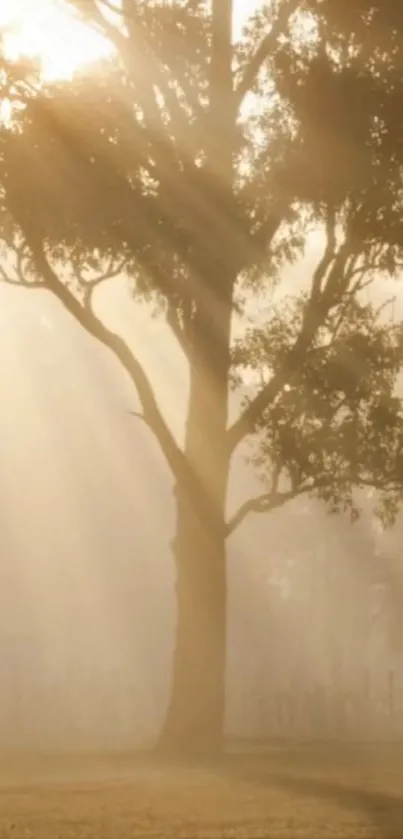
[161,483,228,756]
[159,290,232,756]
[158,0,235,757]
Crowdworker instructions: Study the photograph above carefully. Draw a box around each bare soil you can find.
[0,744,402,838]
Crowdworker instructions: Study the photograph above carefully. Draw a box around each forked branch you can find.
[226,216,348,455]
[22,229,185,482]
[234,0,299,111]
[226,481,315,537]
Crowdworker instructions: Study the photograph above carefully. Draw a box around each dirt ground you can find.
[0,744,402,838]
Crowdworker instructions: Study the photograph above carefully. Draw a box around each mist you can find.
[0,278,402,752]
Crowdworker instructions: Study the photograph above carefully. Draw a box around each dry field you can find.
[0,744,402,838]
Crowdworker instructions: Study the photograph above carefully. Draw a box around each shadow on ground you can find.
[218,744,403,839]
[2,744,403,838]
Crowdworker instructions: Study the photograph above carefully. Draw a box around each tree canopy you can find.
[1,0,403,531]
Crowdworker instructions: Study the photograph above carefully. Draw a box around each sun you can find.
[0,0,110,81]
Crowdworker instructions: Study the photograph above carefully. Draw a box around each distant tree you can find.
[1,0,403,754]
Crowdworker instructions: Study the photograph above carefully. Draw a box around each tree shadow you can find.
[217,747,403,839]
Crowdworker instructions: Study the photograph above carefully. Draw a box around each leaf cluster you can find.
[233,293,403,523]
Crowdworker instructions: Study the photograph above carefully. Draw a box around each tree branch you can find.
[226,221,342,454]
[234,0,299,111]
[246,199,289,267]
[76,255,128,307]
[6,221,229,535]
[226,464,403,538]
[225,472,382,538]
[166,302,191,357]
[311,205,337,300]
[71,0,190,175]
[225,480,315,537]
[0,238,40,287]
[23,230,185,481]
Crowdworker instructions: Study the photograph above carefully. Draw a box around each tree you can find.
[1,0,403,755]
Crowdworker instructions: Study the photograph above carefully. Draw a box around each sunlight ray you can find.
[0,284,174,746]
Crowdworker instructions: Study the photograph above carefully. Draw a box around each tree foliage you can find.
[232,294,403,527]
[1,0,403,532]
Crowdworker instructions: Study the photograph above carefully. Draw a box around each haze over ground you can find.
[0,0,403,751]
[0,254,402,748]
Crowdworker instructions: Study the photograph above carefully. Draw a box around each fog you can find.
[0,272,402,751]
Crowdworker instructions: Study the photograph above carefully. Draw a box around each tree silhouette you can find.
[1,0,403,754]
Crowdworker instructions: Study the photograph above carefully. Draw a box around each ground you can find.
[0,744,402,838]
